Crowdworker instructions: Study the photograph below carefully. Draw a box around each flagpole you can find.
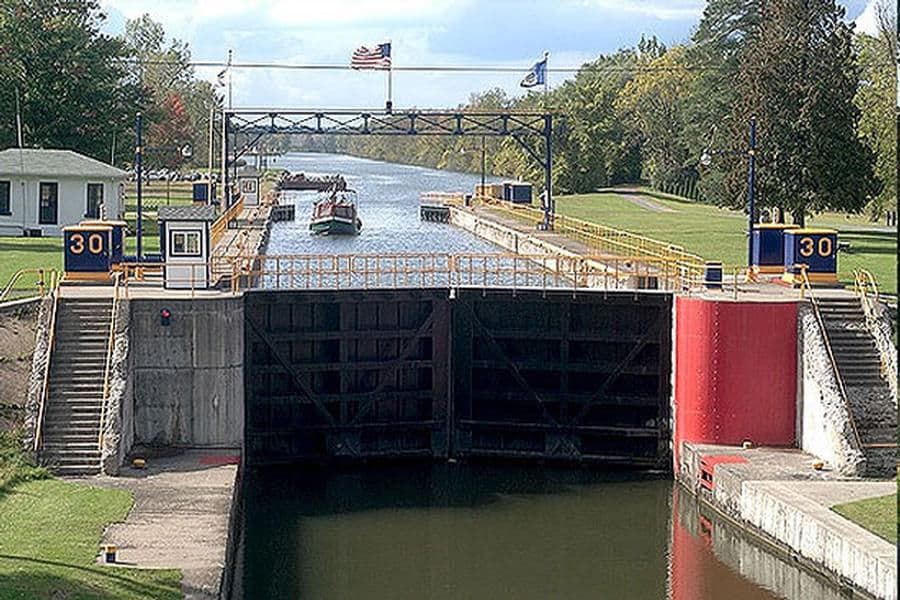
[227,49,233,109]
[386,40,393,114]
[543,51,549,110]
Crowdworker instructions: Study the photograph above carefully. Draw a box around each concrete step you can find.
[41,441,100,452]
[44,420,100,433]
[42,434,101,445]
[47,463,101,476]
[50,374,108,384]
[46,392,104,402]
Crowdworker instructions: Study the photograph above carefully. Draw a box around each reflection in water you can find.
[239,464,849,600]
[241,154,850,600]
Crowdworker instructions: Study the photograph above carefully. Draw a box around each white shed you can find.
[0,148,127,237]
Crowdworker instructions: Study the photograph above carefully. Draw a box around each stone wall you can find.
[130,297,244,448]
[101,299,132,475]
[22,296,54,457]
[869,301,897,400]
[796,304,865,476]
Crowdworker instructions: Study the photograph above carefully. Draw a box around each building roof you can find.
[158,205,218,222]
[0,148,127,179]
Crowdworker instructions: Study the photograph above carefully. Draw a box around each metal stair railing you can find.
[799,267,864,452]
[33,287,60,453]
[1,268,59,303]
[98,273,122,458]
[853,268,892,383]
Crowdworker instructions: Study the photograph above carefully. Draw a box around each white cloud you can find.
[854,0,879,35]
[578,0,703,21]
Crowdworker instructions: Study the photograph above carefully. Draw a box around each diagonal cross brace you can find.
[245,312,336,426]
[349,311,435,426]
[568,310,665,427]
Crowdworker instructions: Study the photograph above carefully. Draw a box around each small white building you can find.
[0,148,127,236]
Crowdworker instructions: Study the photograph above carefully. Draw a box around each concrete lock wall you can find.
[130,298,244,447]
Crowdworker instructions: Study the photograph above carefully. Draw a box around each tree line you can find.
[332,0,897,224]
[0,0,219,170]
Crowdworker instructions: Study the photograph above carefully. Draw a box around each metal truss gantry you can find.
[224,109,555,228]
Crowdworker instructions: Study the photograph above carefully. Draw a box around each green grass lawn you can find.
[554,189,897,295]
[0,479,182,599]
[832,492,898,544]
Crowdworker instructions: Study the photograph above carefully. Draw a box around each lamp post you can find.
[133,112,193,259]
[700,116,758,267]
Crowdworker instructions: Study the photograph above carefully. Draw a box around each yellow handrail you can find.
[475,198,707,286]
[33,288,60,453]
[211,197,245,248]
[98,273,122,454]
[799,266,864,451]
[0,268,60,303]
[853,268,890,381]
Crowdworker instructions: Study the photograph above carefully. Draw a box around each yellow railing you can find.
[211,196,245,248]
[421,191,465,206]
[853,268,892,384]
[474,198,707,286]
[0,268,60,303]
[214,251,687,294]
[98,273,122,455]
[33,288,60,453]
[799,266,864,452]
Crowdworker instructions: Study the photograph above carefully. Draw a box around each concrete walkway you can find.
[681,443,897,600]
[73,450,239,600]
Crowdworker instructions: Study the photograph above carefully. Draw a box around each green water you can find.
[239,463,841,600]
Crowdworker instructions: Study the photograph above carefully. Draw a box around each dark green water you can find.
[239,463,847,600]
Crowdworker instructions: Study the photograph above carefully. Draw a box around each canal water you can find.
[265,152,503,256]
[244,153,848,600]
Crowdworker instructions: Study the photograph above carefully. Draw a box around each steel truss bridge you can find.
[223,109,556,227]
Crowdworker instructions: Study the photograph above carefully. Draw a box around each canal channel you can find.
[238,152,854,600]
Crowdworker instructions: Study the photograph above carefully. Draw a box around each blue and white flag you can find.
[520,55,547,88]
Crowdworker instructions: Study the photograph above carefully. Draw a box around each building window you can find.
[39,182,58,225]
[170,230,202,256]
[0,181,9,215]
[86,183,103,219]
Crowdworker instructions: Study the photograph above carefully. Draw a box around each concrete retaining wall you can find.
[22,296,53,456]
[796,304,865,476]
[869,301,898,400]
[130,297,244,448]
[101,299,132,475]
[741,481,896,600]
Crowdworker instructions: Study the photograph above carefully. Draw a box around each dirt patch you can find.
[0,308,37,432]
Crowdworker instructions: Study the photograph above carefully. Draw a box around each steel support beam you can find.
[224,109,556,228]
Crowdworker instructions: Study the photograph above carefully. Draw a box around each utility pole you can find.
[480,135,486,191]
[135,112,144,260]
[207,106,215,205]
[747,117,757,267]
[14,88,23,147]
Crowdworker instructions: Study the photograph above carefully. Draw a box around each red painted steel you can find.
[699,455,748,490]
[674,298,798,467]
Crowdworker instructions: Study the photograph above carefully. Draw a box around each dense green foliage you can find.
[0,0,142,162]
[0,2,218,170]
[0,479,182,599]
[0,429,48,494]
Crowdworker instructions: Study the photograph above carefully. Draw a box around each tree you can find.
[0,0,144,162]
[855,0,897,222]
[733,0,878,224]
[616,46,696,189]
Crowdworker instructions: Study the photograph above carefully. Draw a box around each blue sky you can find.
[100,0,877,110]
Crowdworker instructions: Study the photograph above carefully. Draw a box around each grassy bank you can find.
[832,492,898,544]
[0,433,181,599]
[555,189,897,295]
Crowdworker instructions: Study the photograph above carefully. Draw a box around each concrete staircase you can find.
[39,298,113,476]
[816,295,897,477]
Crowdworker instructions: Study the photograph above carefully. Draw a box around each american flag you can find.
[351,42,391,70]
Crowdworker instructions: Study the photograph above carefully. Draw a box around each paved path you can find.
[73,451,239,600]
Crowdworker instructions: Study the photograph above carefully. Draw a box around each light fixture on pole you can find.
[699,117,758,266]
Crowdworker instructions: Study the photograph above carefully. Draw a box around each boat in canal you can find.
[279,171,347,191]
[309,187,362,235]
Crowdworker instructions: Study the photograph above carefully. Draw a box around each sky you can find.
[99,0,878,110]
